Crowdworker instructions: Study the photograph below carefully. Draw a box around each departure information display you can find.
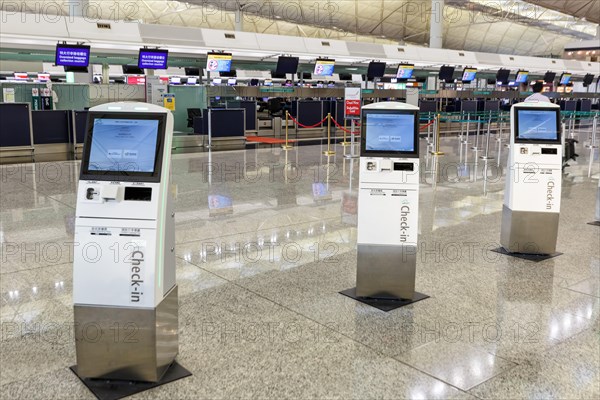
[515,70,529,83]
[313,59,335,76]
[138,49,168,69]
[88,119,159,172]
[396,64,414,79]
[516,109,559,141]
[462,68,477,82]
[365,113,415,152]
[55,44,90,67]
[206,53,232,72]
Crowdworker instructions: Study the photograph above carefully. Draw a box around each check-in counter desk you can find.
[0,103,34,161]
[31,110,72,159]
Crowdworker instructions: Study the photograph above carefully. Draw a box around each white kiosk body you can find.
[73,102,177,382]
[356,102,420,299]
[501,102,562,255]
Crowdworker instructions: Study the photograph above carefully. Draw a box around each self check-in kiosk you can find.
[73,102,177,382]
[501,102,562,255]
[355,102,421,301]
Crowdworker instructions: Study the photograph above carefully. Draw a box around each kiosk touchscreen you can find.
[73,102,177,382]
[501,102,562,255]
[356,102,420,300]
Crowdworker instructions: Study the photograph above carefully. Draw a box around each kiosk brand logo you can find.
[130,250,144,302]
[546,179,555,210]
[400,205,411,242]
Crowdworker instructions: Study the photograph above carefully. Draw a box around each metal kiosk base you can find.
[491,247,563,262]
[339,288,429,312]
[69,361,191,400]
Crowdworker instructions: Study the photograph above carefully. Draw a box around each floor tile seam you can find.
[0,261,73,276]
[176,257,473,394]
[175,216,345,246]
[0,365,76,389]
[562,287,600,299]
[464,361,522,394]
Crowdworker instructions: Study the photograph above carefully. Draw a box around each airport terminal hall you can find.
[2,0,600,399]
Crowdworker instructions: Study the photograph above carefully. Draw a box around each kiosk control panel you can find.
[356,102,420,299]
[72,102,177,382]
[501,102,562,255]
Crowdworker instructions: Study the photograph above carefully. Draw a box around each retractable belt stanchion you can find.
[497,102,563,258]
[430,114,445,156]
[340,102,428,311]
[71,103,190,398]
[480,113,495,161]
[282,111,293,150]
[323,113,335,156]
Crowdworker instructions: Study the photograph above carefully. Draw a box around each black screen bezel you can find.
[559,73,572,85]
[80,112,167,182]
[496,68,511,83]
[276,56,299,74]
[543,71,556,83]
[461,67,477,82]
[514,107,561,144]
[367,62,386,79]
[55,44,91,67]
[137,48,169,70]
[361,109,420,158]
[515,70,529,84]
[396,64,415,80]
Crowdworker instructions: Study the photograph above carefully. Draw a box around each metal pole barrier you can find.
[471,115,481,150]
[342,118,350,147]
[588,115,598,178]
[427,114,433,145]
[323,113,335,156]
[282,111,293,150]
[480,113,495,160]
[430,113,445,156]
[462,113,471,144]
[345,119,359,159]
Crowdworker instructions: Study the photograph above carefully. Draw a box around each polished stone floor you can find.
[1,127,599,399]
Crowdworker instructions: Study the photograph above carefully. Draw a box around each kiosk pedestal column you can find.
[72,102,181,385]
[499,102,563,256]
[341,101,428,311]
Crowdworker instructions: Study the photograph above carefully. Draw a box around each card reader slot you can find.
[124,187,152,201]
[91,232,112,236]
[393,163,414,171]
[119,233,141,237]
[541,148,557,155]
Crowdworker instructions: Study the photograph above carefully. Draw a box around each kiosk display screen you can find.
[206,53,232,72]
[362,110,418,156]
[138,49,168,69]
[461,68,477,82]
[396,64,414,79]
[515,70,529,83]
[81,113,166,181]
[313,59,335,76]
[55,44,90,67]
[515,109,560,143]
[559,73,572,85]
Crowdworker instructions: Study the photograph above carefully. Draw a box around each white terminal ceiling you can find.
[1,0,598,56]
